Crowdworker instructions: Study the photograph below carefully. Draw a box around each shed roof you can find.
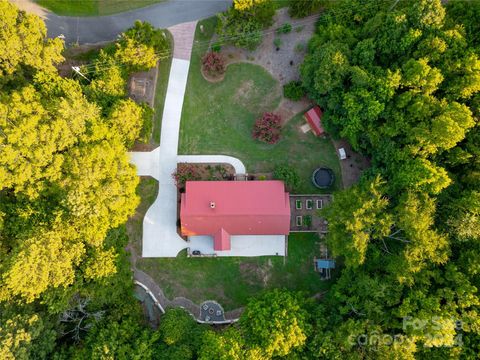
[315,259,336,269]
[180,181,291,251]
[304,106,325,136]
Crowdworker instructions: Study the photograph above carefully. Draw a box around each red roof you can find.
[304,106,325,136]
[180,181,291,251]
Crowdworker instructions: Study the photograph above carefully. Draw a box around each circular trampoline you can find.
[312,167,335,189]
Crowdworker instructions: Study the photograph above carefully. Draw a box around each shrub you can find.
[273,164,300,191]
[295,42,305,53]
[283,81,305,101]
[252,112,282,144]
[201,51,226,77]
[276,23,292,34]
[122,20,170,53]
[289,0,322,18]
[233,0,276,27]
[216,0,275,50]
[217,10,263,50]
[172,164,201,188]
[115,21,170,71]
[211,42,222,52]
[139,104,154,143]
[273,38,282,49]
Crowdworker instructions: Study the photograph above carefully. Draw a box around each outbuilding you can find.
[304,106,325,136]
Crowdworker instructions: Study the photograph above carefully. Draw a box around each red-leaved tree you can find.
[201,51,226,77]
[252,112,282,144]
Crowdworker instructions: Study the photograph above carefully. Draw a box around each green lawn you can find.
[151,30,173,145]
[180,20,341,193]
[137,233,330,310]
[37,0,162,16]
[126,177,158,256]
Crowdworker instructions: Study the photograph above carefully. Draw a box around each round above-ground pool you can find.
[312,167,335,189]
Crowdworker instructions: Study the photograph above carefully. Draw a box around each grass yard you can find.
[180,19,341,193]
[126,177,158,256]
[137,233,331,310]
[37,0,162,16]
[151,30,173,145]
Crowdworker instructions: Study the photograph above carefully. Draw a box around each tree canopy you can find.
[0,2,160,358]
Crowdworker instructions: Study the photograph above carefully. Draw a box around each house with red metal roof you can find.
[180,181,291,252]
[304,106,325,136]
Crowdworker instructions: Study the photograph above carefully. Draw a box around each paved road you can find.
[20,0,230,44]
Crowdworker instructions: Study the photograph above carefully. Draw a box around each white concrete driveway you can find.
[188,235,286,257]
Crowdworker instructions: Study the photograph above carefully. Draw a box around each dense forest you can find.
[1,0,479,359]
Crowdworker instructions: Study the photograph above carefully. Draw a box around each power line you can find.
[75,0,392,76]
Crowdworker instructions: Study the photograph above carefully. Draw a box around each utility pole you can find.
[71,66,90,82]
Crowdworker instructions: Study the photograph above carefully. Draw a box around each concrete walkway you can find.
[177,155,246,174]
[12,0,230,44]
[139,22,195,257]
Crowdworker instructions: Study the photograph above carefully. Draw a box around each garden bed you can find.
[174,163,235,190]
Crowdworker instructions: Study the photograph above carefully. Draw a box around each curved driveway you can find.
[17,0,230,44]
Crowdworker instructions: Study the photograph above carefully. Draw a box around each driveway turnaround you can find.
[12,0,230,44]
[188,235,286,257]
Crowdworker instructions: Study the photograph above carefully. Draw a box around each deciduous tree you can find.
[240,289,311,357]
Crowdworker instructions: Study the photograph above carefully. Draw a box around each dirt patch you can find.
[239,260,273,287]
[234,79,255,106]
[128,65,158,107]
[217,9,317,87]
[130,142,157,152]
[276,98,312,125]
[331,139,371,189]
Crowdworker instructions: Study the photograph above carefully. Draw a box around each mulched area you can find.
[176,163,235,184]
[331,139,371,188]
[204,8,318,124]
[217,8,318,86]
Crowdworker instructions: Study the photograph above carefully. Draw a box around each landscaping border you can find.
[134,270,241,324]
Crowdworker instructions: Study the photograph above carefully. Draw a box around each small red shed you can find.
[304,106,325,136]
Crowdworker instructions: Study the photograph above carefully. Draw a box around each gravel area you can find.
[219,8,318,85]
[210,8,319,123]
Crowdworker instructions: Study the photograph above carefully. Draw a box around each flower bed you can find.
[172,163,235,189]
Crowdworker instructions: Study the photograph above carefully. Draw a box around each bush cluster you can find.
[172,164,201,188]
[201,51,226,77]
[273,164,301,192]
[217,0,275,50]
[283,81,305,101]
[252,112,282,144]
[276,23,292,34]
[288,0,322,18]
